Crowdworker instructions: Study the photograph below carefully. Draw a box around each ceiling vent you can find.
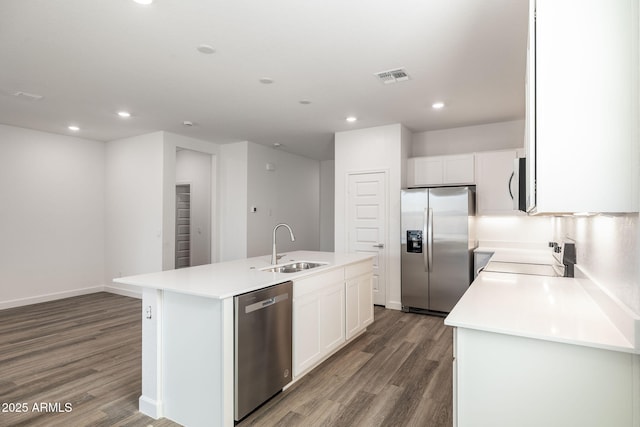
[374,68,410,84]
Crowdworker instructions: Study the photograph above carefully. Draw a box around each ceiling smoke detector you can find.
[374,68,411,84]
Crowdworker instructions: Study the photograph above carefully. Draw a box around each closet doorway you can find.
[175,148,213,268]
[175,184,192,269]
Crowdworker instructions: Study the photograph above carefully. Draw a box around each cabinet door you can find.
[409,157,443,186]
[293,292,321,377]
[476,150,523,215]
[345,273,374,340]
[320,282,345,354]
[409,155,475,187]
[443,154,475,185]
[530,0,639,213]
[345,279,360,340]
[358,273,374,328]
[455,328,635,427]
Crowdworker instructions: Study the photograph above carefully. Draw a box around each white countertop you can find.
[113,251,373,300]
[447,246,637,353]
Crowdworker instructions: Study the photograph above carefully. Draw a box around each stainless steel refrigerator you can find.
[401,186,476,314]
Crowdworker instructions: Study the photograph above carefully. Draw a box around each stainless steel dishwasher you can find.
[234,281,293,421]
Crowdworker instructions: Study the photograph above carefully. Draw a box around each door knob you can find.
[373,243,384,248]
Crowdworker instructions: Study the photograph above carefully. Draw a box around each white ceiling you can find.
[0,0,529,160]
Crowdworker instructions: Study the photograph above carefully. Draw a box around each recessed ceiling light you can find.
[299,100,311,105]
[259,77,274,84]
[117,111,131,118]
[346,116,357,123]
[273,143,282,148]
[183,121,194,127]
[432,102,445,109]
[133,0,153,5]
[197,44,215,54]
[68,125,80,131]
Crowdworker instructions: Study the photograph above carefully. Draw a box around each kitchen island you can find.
[445,246,640,427]
[114,250,374,427]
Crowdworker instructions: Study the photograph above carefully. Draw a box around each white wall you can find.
[105,132,165,291]
[335,123,409,310]
[176,149,212,266]
[319,160,335,251]
[0,124,105,308]
[218,142,248,261]
[553,214,640,316]
[217,141,322,261]
[412,120,525,156]
[246,142,320,258]
[475,216,553,248]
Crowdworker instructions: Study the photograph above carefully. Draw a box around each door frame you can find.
[344,169,390,307]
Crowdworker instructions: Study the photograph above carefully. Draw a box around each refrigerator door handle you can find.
[423,208,429,272]
[427,208,434,272]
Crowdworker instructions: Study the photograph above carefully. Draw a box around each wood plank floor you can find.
[0,292,178,427]
[1,293,452,427]
[238,306,453,427]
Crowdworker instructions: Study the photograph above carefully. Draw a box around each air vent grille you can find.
[374,68,410,84]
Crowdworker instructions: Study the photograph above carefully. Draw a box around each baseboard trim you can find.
[0,286,104,310]
[385,300,402,311]
[139,395,163,419]
[0,284,142,310]
[104,284,142,299]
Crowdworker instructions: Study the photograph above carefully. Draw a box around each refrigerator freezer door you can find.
[401,189,430,310]
[428,187,472,312]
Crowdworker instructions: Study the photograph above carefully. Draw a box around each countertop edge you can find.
[113,251,375,300]
[444,317,636,354]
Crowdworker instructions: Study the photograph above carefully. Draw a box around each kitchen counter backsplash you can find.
[552,214,639,316]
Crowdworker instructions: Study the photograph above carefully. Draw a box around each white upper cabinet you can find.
[526,0,639,214]
[476,149,525,216]
[407,154,475,187]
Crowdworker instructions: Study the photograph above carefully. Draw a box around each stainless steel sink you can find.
[261,261,327,273]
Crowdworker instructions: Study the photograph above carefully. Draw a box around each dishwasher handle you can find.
[244,293,289,314]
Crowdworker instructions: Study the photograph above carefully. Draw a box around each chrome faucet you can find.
[271,223,295,264]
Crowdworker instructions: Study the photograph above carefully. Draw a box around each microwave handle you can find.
[508,172,515,200]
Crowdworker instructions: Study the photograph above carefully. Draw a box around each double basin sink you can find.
[261,261,327,273]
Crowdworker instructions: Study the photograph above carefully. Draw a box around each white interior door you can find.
[347,172,387,306]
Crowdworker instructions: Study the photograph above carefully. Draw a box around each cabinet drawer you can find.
[293,268,344,298]
[345,260,373,280]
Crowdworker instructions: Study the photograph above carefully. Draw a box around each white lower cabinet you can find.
[345,272,374,340]
[293,261,374,379]
[293,268,345,377]
[319,281,346,355]
[454,327,638,427]
[293,290,322,376]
